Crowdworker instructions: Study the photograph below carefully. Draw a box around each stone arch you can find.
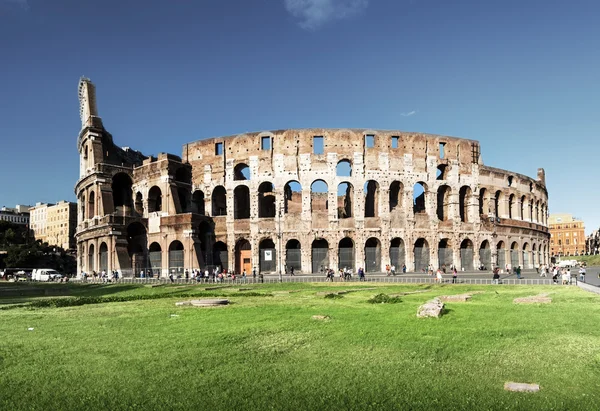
[438,238,453,269]
[414,238,430,272]
[148,186,162,213]
[437,185,451,221]
[497,241,506,268]
[258,182,276,218]
[127,222,148,275]
[364,237,381,273]
[112,172,133,213]
[211,186,227,216]
[479,188,489,216]
[148,242,162,276]
[389,181,403,212]
[535,200,540,223]
[494,190,502,218]
[522,242,531,268]
[336,159,352,177]
[134,191,143,215]
[413,182,427,214]
[234,163,250,181]
[479,240,491,269]
[192,190,205,215]
[234,185,250,219]
[177,186,190,213]
[389,237,405,269]
[507,194,515,219]
[337,182,354,219]
[520,195,526,220]
[338,237,355,271]
[212,241,228,272]
[310,180,328,213]
[285,239,302,273]
[235,238,252,275]
[81,193,86,222]
[364,181,379,218]
[311,238,329,273]
[459,186,472,222]
[284,181,302,214]
[168,240,184,275]
[460,238,474,271]
[197,220,214,268]
[259,238,276,273]
[510,241,520,268]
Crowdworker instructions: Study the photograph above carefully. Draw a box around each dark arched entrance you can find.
[286,239,301,273]
[168,240,184,276]
[389,238,405,269]
[259,238,276,273]
[338,237,355,272]
[235,239,251,275]
[414,238,429,272]
[460,239,474,271]
[311,239,329,273]
[364,237,381,272]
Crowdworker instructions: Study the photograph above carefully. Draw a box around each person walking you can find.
[579,266,586,282]
[435,269,443,283]
[492,267,500,284]
[516,266,521,280]
[452,267,458,284]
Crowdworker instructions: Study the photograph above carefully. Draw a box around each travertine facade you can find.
[75,78,550,277]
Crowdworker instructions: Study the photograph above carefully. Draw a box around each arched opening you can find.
[99,242,108,272]
[479,240,491,270]
[414,238,430,272]
[508,194,515,219]
[234,163,250,181]
[520,195,526,220]
[134,192,143,215]
[535,201,540,223]
[112,173,133,213]
[234,185,251,219]
[523,243,531,269]
[389,181,403,212]
[177,187,190,213]
[436,164,447,180]
[437,185,451,221]
[285,239,301,273]
[389,238,405,269]
[496,241,506,269]
[81,194,86,222]
[127,222,147,275]
[337,182,353,219]
[336,159,352,177]
[212,241,228,272]
[88,191,96,219]
[459,186,471,222]
[148,186,162,213]
[364,237,381,273]
[494,191,502,218]
[168,240,184,276]
[460,239,474,271]
[479,188,489,216]
[197,221,214,268]
[438,238,453,269]
[532,243,538,267]
[338,237,355,272]
[235,239,252,275]
[174,167,192,184]
[529,199,533,221]
[88,243,95,272]
[310,180,328,213]
[364,180,379,218]
[211,186,227,216]
[258,182,276,218]
[413,182,427,214]
[284,181,302,214]
[311,239,329,273]
[510,241,520,269]
[191,190,205,215]
[148,242,162,277]
[259,238,276,273]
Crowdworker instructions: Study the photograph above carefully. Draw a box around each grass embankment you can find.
[571,255,600,266]
[1,282,599,410]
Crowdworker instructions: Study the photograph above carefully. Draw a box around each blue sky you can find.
[1,0,598,233]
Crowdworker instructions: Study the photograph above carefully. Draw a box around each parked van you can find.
[32,269,63,282]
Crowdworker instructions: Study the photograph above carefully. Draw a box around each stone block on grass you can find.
[439,294,472,302]
[513,294,551,304]
[504,382,540,392]
[417,298,445,318]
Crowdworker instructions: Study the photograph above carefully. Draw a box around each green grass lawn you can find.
[1,282,599,410]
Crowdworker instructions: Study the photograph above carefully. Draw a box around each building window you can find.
[365,134,375,148]
[313,136,324,155]
[439,142,446,159]
[391,136,399,149]
[261,136,271,151]
[508,176,514,187]
[215,142,223,156]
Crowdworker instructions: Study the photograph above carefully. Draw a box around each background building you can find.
[30,202,53,243]
[549,214,585,256]
[0,205,32,225]
[46,201,77,250]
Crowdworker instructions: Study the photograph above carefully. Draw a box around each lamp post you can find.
[277,205,283,282]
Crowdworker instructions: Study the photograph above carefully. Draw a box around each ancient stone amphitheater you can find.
[75,78,550,277]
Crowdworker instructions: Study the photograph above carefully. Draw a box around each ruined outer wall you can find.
[183,129,550,272]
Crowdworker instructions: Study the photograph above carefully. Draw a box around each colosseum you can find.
[75,78,550,277]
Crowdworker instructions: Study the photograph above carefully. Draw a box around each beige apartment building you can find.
[31,201,77,250]
[549,213,585,256]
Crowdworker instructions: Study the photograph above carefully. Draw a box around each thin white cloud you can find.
[284,0,369,30]
[401,110,417,117]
